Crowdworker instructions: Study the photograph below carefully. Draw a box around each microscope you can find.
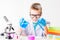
[0,16,16,39]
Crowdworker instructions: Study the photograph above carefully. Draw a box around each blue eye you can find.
[19,18,29,28]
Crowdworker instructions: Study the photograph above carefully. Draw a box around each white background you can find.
[0,0,60,34]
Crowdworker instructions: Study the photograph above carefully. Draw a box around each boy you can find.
[19,3,48,37]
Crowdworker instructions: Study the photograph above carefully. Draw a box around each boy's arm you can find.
[19,28,27,36]
[19,18,29,36]
[38,18,48,36]
[44,26,48,36]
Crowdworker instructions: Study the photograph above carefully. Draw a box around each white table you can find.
[0,36,49,40]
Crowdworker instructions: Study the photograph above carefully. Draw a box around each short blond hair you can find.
[31,3,42,15]
[31,3,42,10]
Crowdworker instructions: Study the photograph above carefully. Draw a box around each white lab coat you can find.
[20,18,45,37]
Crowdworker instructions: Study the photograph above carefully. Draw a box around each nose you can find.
[33,16,37,19]
[33,17,37,21]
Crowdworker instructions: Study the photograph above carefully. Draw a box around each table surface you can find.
[0,36,49,40]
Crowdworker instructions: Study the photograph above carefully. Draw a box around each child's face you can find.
[30,9,41,23]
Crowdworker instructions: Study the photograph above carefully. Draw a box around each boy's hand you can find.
[20,18,29,29]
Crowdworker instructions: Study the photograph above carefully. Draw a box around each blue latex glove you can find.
[37,18,46,30]
[38,18,46,26]
[19,18,29,29]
